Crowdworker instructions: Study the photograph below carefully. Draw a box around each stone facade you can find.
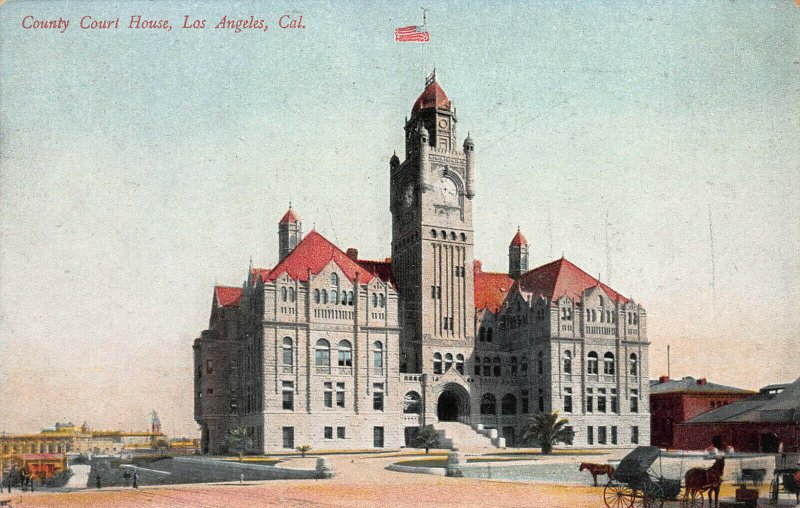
[194,74,652,453]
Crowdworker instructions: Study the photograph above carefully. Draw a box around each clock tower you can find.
[390,73,476,374]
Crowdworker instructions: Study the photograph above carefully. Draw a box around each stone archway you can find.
[436,383,470,422]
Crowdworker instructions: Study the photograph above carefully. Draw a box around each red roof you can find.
[215,286,242,308]
[250,267,271,285]
[412,81,451,114]
[357,258,396,287]
[510,229,527,246]
[518,257,628,304]
[267,230,375,284]
[279,207,299,224]
[474,263,514,314]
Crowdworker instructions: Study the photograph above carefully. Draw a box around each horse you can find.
[579,462,615,486]
[684,456,725,508]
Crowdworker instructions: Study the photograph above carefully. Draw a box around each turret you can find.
[464,133,475,198]
[419,125,430,190]
[390,151,400,171]
[278,206,302,261]
[509,227,529,279]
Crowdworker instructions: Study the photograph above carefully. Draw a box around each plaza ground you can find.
[1,450,794,508]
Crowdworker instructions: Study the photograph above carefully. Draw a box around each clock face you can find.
[434,176,459,207]
[404,184,414,207]
[438,118,448,129]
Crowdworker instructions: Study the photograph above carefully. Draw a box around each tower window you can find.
[338,340,353,367]
[460,233,466,241]
[433,353,442,374]
[431,229,437,238]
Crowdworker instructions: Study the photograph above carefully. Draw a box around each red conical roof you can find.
[412,81,451,114]
[279,207,299,224]
[510,229,527,247]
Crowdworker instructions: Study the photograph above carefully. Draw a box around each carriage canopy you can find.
[613,446,662,483]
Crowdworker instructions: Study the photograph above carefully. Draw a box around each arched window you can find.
[604,352,615,375]
[321,289,328,304]
[314,289,320,304]
[591,309,596,322]
[372,293,378,308]
[510,356,518,374]
[456,354,464,374]
[281,287,287,302]
[487,327,493,342]
[330,273,339,286]
[501,394,517,415]
[586,309,591,321]
[433,353,442,374]
[403,391,421,414]
[483,356,491,377]
[444,353,453,371]
[563,350,572,374]
[440,230,446,239]
[315,339,330,366]
[288,287,295,303]
[460,233,466,241]
[479,327,485,342]
[348,291,354,306]
[379,294,386,308]
[338,340,352,367]
[588,351,599,374]
[600,309,605,322]
[606,310,611,322]
[430,229,437,238]
[599,296,604,306]
[493,356,501,377]
[450,231,456,241]
[331,289,338,304]
[373,341,384,369]
[282,337,293,366]
[633,313,638,325]
[629,353,638,377]
[474,357,481,375]
[480,393,497,415]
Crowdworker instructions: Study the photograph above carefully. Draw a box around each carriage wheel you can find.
[643,483,665,508]
[603,484,636,508]
[769,478,779,505]
[680,490,703,508]
[630,489,648,508]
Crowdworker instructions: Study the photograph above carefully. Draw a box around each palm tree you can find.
[295,445,312,458]
[224,427,252,462]
[414,425,440,454]
[523,411,574,454]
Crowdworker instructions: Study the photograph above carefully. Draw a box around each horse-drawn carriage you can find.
[768,454,800,505]
[602,446,725,508]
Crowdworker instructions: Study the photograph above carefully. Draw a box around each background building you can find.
[649,375,754,449]
[194,74,651,453]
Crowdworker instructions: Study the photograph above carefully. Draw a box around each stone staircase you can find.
[433,422,505,450]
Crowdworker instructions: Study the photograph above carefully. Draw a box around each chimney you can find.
[659,375,670,384]
[346,248,358,261]
[474,259,482,274]
[697,378,707,386]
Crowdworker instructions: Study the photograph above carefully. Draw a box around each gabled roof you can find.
[279,207,300,224]
[510,229,527,247]
[214,286,242,308]
[412,80,451,114]
[474,262,514,314]
[357,258,396,287]
[267,230,375,284]
[649,376,754,396]
[518,257,629,304]
[250,267,271,285]
[686,378,800,424]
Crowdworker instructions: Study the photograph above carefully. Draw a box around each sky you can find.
[0,0,798,437]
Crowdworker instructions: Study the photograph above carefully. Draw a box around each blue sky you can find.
[1,0,798,435]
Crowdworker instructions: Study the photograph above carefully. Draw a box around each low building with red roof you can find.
[193,73,651,453]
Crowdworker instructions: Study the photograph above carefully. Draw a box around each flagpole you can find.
[422,7,429,80]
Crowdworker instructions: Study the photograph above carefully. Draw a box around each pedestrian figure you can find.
[132,471,138,489]
[96,473,101,489]
[240,473,244,484]
[123,470,130,486]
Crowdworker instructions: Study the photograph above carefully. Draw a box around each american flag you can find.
[394,25,429,43]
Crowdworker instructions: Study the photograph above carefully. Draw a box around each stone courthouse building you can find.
[194,75,651,453]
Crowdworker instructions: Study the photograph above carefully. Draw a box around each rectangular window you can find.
[598,388,607,413]
[206,360,213,375]
[521,391,529,414]
[282,381,294,411]
[630,389,639,413]
[337,426,346,439]
[207,388,214,395]
[324,426,333,439]
[324,382,333,408]
[282,427,294,449]
[373,383,384,411]
[431,286,436,299]
[611,389,618,413]
[587,426,594,445]
[373,426,384,448]
[443,318,448,330]
[564,388,573,413]
[338,349,352,367]
[336,382,345,408]
[598,426,607,445]
[437,286,441,299]
[631,426,639,444]
[611,426,618,445]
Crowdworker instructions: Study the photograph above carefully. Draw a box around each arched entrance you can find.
[436,383,470,422]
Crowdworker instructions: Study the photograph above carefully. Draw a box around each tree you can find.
[224,427,252,462]
[295,444,312,458]
[523,411,574,454]
[414,425,440,454]
[154,438,169,457]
